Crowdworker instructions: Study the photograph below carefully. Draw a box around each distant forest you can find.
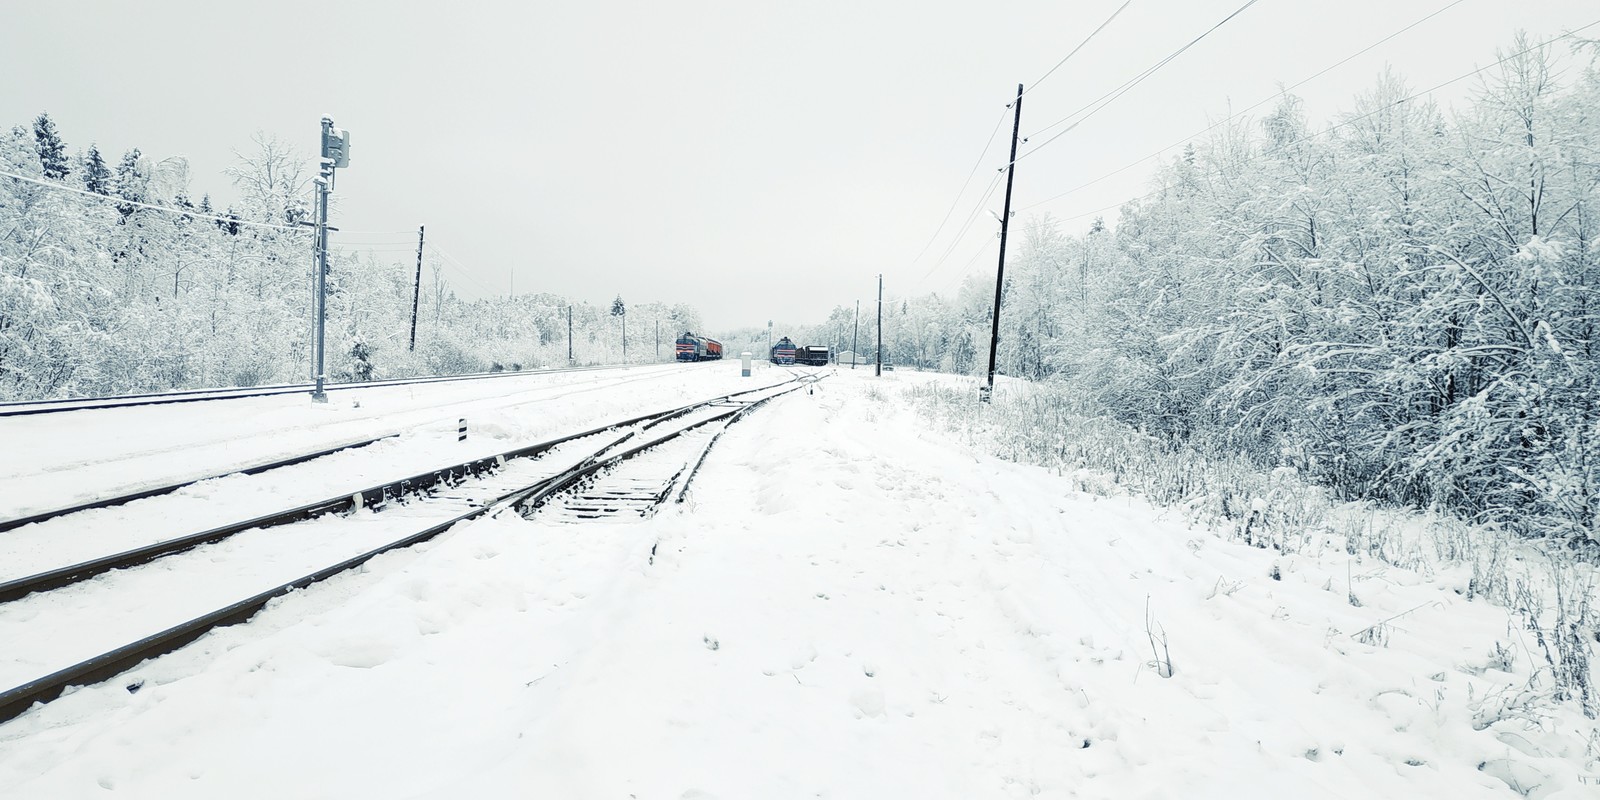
[0,120,701,400]
[808,37,1600,545]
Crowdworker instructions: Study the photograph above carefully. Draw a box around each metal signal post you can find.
[311,116,351,402]
[982,84,1023,403]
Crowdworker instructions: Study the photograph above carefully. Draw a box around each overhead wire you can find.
[916,171,1006,286]
[1014,0,1263,165]
[953,236,997,282]
[0,167,310,232]
[907,0,1261,290]
[425,241,505,298]
[4,163,423,239]
[1024,0,1136,96]
[906,1,1134,279]
[906,106,1012,270]
[1018,0,1471,212]
[1031,18,1600,226]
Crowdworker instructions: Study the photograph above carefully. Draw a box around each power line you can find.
[907,106,1011,269]
[436,264,500,300]
[947,235,998,286]
[429,255,498,298]
[2,165,420,238]
[1015,0,1263,164]
[1018,0,1470,212]
[916,171,1006,286]
[0,167,310,232]
[425,242,504,298]
[1025,0,1135,96]
[905,1,1132,278]
[1032,18,1600,227]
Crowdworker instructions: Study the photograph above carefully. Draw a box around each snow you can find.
[0,363,760,520]
[0,363,790,575]
[0,368,1595,797]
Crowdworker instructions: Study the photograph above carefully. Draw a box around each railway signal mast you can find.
[311,116,351,402]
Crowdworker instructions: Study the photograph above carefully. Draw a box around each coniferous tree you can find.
[115,148,146,218]
[31,113,69,180]
[80,145,111,194]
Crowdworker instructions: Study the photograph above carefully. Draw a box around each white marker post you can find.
[740,352,752,377]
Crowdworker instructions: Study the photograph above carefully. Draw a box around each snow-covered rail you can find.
[0,362,698,527]
[0,375,818,725]
[0,434,401,535]
[0,361,684,418]
[526,380,814,521]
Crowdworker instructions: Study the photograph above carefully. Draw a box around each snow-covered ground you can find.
[0,362,790,574]
[0,361,771,520]
[0,368,1595,797]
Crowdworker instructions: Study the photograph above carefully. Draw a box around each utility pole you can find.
[983,84,1023,403]
[875,274,883,377]
[622,312,627,362]
[408,225,424,352]
[567,305,573,363]
[852,300,859,369]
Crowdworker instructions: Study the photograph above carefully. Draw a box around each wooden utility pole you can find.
[875,274,883,377]
[567,305,573,362]
[408,225,424,352]
[983,84,1024,403]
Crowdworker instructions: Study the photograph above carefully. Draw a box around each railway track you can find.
[0,361,684,418]
[0,434,399,535]
[0,362,701,530]
[0,374,820,725]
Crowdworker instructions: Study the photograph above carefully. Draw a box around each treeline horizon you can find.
[0,117,704,400]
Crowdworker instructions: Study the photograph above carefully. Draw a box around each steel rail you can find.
[672,375,824,503]
[0,378,801,604]
[0,377,809,725]
[0,434,399,535]
[0,362,713,532]
[0,361,689,418]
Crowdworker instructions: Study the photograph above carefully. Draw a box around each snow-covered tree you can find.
[79,145,111,194]
[31,113,69,180]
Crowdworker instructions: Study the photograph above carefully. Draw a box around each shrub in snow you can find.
[899,378,1597,719]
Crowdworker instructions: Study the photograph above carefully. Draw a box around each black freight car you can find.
[795,345,830,366]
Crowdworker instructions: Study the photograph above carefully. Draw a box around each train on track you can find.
[675,332,724,362]
[770,337,796,365]
[769,337,829,366]
[795,344,831,366]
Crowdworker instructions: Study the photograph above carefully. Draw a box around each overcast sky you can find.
[3,0,1596,330]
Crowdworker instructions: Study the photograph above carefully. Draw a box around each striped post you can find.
[458,418,467,442]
